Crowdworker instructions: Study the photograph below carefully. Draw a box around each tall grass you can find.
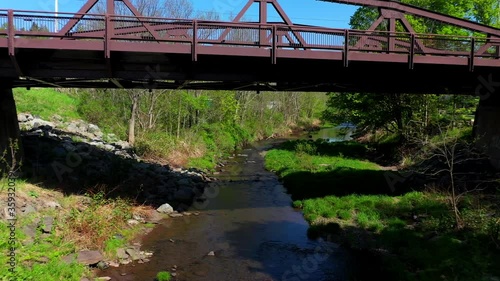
[0,181,154,281]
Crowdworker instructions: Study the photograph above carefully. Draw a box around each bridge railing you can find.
[198,22,267,47]
[2,8,500,66]
[276,25,345,50]
[474,37,500,59]
[109,15,193,44]
[348,30,414,53]
[0,9,106,40]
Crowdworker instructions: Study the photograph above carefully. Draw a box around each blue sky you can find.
[0,0,359,28]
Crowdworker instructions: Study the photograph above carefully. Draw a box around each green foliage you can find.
[342,1,484,145]
[13,88,81,121]
[1,258,87,281]
[156,271,172,281]
[295,141,317,155]
[76,89,129,139]
[349,0,500,33]
[322,93,414,134]
[298,190,500,280]
[0,216,87,281]
[104,237,126,258]
[265,138,500,281]
[135,132,177,159]
[12,85,325,177]
[323,92,478,144]
[200,123,250,154]
[187,155,217,172]
[28,190,39,198]
[264,140,383,200]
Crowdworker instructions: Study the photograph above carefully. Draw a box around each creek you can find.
[99,128,363,281]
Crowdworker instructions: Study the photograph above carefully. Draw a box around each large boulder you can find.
[156,203,174,214]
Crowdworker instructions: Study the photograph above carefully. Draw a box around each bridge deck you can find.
[1,9,500,94]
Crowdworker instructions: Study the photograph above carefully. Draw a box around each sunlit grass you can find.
[264,139,500,281]
[14,88,81,121]
[0,180,154,281]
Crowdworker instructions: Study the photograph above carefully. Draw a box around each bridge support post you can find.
[474,94,500,169]
[0,86,22,175]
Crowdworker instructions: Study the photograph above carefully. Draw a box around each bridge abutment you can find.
[0,86,22,174]
[474,95,500,169]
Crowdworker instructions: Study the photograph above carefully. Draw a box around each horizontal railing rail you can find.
[2,8,500,68]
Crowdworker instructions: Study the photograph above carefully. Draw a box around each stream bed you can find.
[98,133,362,281]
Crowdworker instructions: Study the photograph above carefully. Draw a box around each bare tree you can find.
[411,125,490,229]
[163,0,194,19]
[128,90,142,145]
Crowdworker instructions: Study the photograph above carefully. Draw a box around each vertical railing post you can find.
[105,14,112,60]
[409,33,415,70]
[7,10,14,57]
[388,18,396,53]
[192,20,198,62]
[272,25,277,64]
[470,37,475,72]
[343,30,349,67]
[259,0,267,47]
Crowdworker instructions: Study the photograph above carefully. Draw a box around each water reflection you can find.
[98,140,357,281]
[311,124,356,143]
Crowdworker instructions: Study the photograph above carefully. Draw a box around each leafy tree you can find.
[322,93,414,135]
[349,0,500,34]
[329,0,490,139]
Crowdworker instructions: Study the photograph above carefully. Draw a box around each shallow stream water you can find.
[99,130,362,281]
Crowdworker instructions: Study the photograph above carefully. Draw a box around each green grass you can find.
[264,139,500,281]
[264,140,394,200]
[14,88,81,121]
[0,214,88,281]
[156,271,172,281]
[0,180,151,281]
[187,155,217,172]
[298,192,500,281]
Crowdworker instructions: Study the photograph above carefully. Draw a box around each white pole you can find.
[55,0,59,32]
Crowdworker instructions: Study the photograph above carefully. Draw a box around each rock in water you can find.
[156,203,174,214]
[77,250,104,265]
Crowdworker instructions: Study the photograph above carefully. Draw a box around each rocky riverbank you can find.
[0,113,216,280]
[17,113,214,210]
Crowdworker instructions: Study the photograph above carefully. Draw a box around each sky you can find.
[0,0,359,29]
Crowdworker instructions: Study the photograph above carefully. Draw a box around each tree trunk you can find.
[128,92,140,145]
[148,92,156,130]
[177,94,182,140]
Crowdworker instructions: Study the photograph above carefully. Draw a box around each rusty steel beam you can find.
[7,10,22,77]
[217,0,307,48]
[353,12,428,53]
[268,0,307,47]
[57,0,99,36]
[321,0,500,36]
[68,22,192,39]
[120,0,162,41]
[59,0,162,41]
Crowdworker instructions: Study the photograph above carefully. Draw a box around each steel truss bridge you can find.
[1,0,500,94]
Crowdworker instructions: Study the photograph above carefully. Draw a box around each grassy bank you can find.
[0,179,156,281]
[13,88,81,122]
[264,139,500,281]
